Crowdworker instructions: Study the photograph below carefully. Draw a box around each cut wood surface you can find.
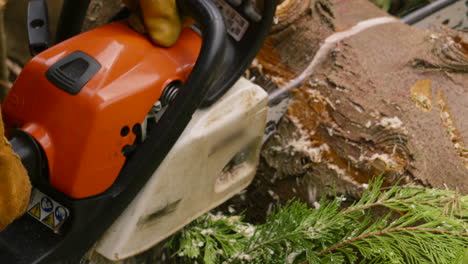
[227,0,468,223]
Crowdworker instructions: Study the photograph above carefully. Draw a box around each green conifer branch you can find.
[168,177,468,263]
[318,227,468,256]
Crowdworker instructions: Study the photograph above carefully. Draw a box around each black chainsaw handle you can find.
[113,0,227,193]
[199,0,279,107]
[176,0,226,92]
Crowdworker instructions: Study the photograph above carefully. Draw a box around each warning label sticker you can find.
[26,189,70,233]
[213,0,250,41]
[28,203,41,219]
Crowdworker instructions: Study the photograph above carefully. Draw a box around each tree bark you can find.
[82,0,125,32]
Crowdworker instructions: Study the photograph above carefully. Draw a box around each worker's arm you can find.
[124,0,182,47]
[0,111,32,232]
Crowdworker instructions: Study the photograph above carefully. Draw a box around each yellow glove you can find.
[0,110,32,231]
[124,0,182,47]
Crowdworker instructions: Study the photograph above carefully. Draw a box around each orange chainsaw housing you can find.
[2,22,201,198]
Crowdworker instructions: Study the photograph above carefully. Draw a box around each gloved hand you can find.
[124,0,183,47]
[0,111,32,231]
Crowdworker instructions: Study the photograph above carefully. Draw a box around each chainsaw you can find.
[2,0,465,262]
[0,0,279,263]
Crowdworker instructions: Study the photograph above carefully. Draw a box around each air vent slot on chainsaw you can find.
[46,51,101,95]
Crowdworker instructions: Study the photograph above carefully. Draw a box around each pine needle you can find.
[168,177,468,263]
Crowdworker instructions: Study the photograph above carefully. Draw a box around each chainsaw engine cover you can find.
[3,22,201,198]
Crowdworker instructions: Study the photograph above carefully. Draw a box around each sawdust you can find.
[275,0,309,25]
[286,87,371,186]
[451,35,468,57]
[410,79,433,112]
[411,32,468,73]
[378,117,404,130]
[436,91,468,170]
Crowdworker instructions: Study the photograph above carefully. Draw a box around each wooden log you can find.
[253,0,468,210]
